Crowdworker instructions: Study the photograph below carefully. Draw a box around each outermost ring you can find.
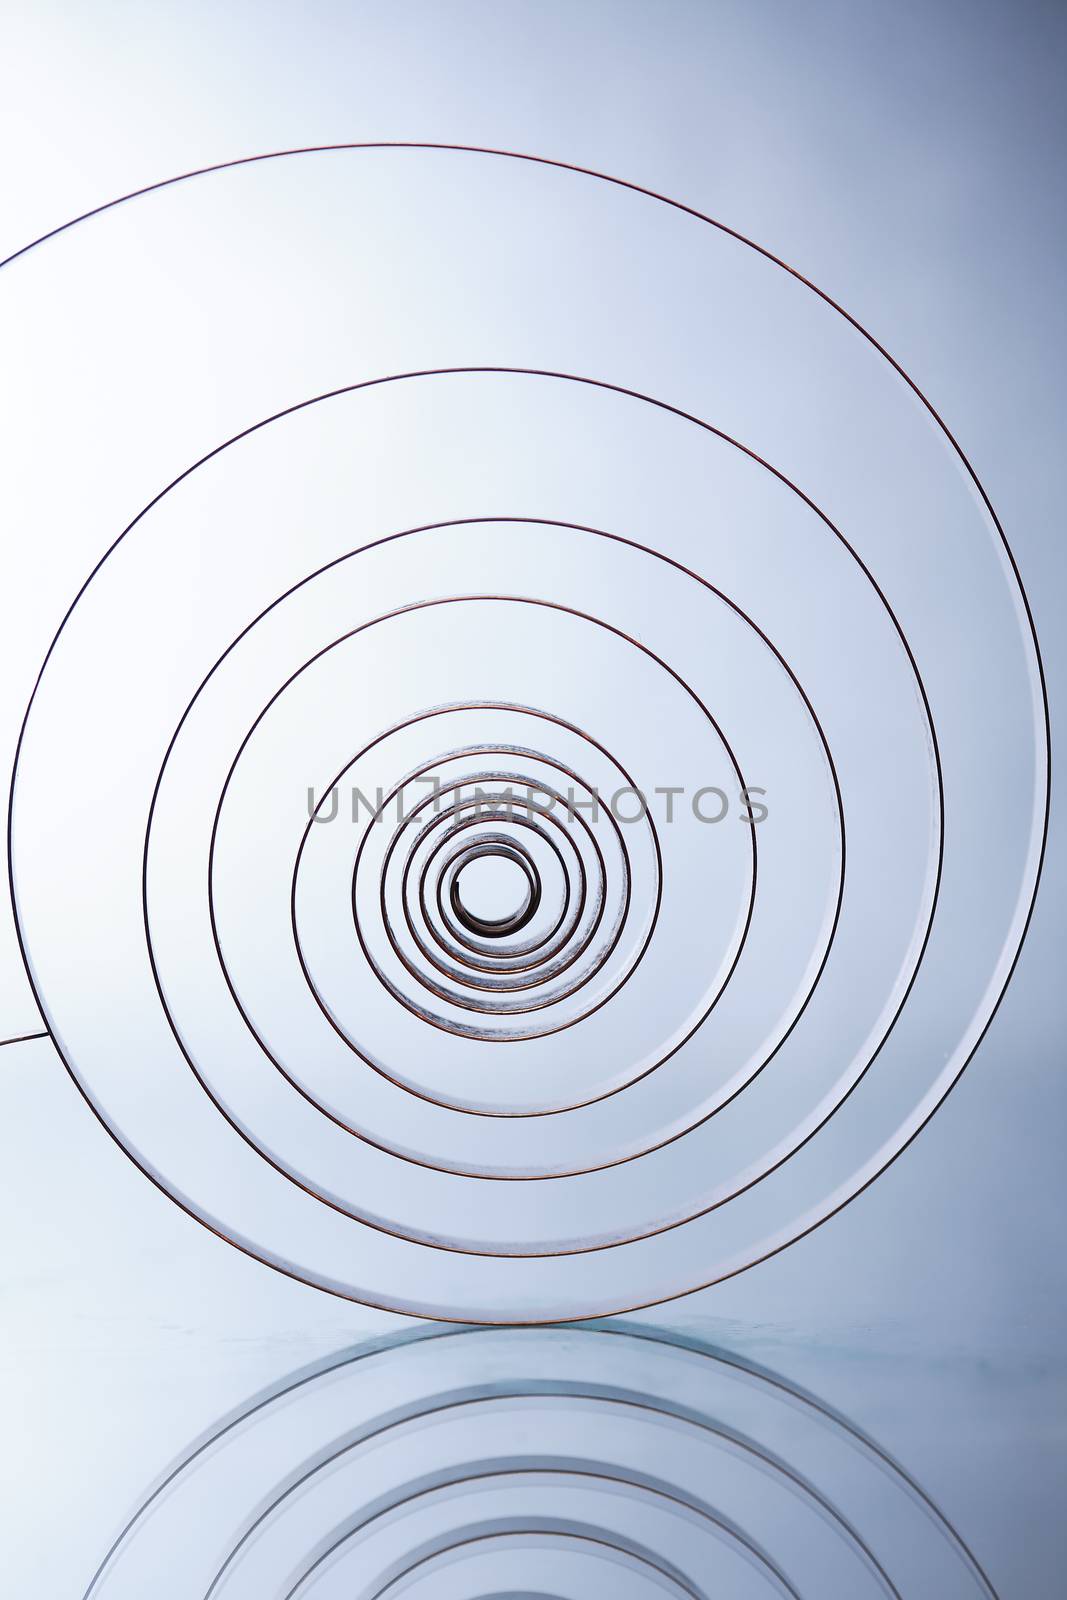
[4,142,1048,1325]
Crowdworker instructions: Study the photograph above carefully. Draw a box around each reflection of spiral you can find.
[82,1326,998,1599]
[7,148,1048,1321]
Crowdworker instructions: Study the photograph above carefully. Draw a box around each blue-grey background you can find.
[0,2,1064,1593]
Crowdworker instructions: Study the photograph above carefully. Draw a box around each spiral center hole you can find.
[454,854,530,927]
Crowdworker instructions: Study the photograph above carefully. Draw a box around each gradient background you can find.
[0,3,1064,1593]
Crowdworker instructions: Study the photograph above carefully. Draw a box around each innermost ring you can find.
[449,845,542,938]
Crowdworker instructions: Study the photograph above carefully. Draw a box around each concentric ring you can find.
[194,515,838,1132]
[352,738,638,1028]
[7,386,937,1297]
[5,145,1046,1320]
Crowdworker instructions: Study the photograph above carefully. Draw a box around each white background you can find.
[1,4,1064,1593]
